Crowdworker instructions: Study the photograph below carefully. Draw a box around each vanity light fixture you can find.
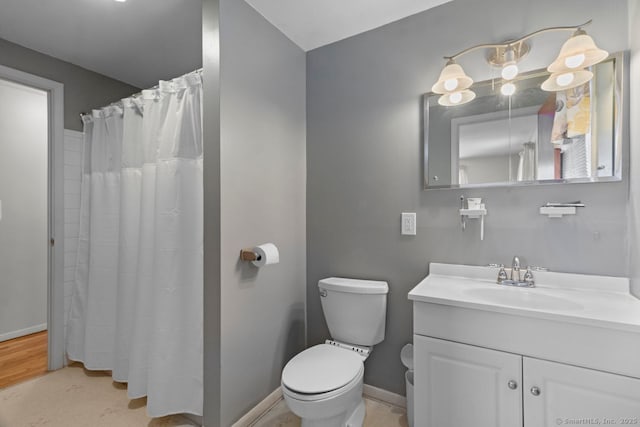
[500,48,519,81]
[432,19,608,103]
[547,29,608,73]
[431,59,474,95]
[500,82,516,96]
[541,69,593,92]
[438,89,476,106]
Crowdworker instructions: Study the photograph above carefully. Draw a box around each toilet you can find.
[281,277,389,427]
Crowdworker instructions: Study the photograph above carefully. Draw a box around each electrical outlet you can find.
[401,212,416,235]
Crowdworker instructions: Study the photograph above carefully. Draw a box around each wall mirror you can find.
[423,51,624,189]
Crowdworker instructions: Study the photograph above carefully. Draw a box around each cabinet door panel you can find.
[414,335,523,427]
[524,357,640,426]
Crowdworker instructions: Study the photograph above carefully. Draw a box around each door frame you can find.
[0,64,65,371]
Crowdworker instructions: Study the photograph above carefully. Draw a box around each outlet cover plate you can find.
[402,212,416,235]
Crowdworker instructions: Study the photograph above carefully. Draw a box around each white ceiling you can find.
[0,0,202,88]
[244,0,452,51]
[0,0,452,87]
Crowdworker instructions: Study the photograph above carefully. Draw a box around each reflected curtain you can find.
[66,71,203,417]
[517,142,536,182]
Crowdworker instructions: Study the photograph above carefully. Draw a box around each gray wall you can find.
[629,1,640,298]
[202,0,221,425]
[0,79,48,340]
[0,38,138,131]
[307,0,630,396]
[218,0,306,425]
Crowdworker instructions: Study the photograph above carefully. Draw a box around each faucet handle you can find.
[523,266,535,286]
[497,265,508,284]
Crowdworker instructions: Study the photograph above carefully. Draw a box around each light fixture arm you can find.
[444,20,592,61]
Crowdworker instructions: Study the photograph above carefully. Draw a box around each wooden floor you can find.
[0,331,48,388]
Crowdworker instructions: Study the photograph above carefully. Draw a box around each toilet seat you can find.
[282,344,364,396]
[283,366,364,402]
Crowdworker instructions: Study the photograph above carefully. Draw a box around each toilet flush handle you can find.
[319,290,327,297]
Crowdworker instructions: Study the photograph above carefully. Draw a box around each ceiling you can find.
[245,0,452,51]
[0,0,202,88]
[0,0,452,88]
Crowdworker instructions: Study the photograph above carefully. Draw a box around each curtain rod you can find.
[79,68,203,121]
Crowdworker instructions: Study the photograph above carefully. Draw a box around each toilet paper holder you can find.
[240,248,261,262]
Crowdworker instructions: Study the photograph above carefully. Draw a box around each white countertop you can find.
[409,263,640,333]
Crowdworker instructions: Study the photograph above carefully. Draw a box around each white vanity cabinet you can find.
[414,336,523,427]
[524,357,640,425]
[415,336,640,427]
[409,263,640,427]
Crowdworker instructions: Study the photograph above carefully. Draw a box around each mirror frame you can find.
[422,51,627,190]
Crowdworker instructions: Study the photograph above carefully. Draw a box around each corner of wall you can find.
[628,0,640,297]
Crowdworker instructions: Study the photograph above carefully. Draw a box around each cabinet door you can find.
[524,357,640,426]
[414,335,523,427]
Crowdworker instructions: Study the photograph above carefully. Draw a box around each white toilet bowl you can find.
[282,344,366,427]
[281,278,388,427]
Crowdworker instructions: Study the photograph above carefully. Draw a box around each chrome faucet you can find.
[510,256,521,282]
[493,256,538,287]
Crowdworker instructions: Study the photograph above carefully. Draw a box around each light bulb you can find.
[444,78,459,91]
[564,53,586,69]
[501,82,516,96]
[501,63,519,81]
[449,92,463,104]
[556,72,575,87]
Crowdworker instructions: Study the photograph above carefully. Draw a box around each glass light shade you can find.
[501,63,519,80]
[541,69,593,92]
[432,62,474,94]
[438,89,476,106]
[564,53,586,69]
[547,33,608,73]
[501,82,516,96]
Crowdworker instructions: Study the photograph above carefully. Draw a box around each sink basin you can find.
[464,286,584,311]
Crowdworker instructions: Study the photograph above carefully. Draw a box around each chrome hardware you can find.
[500,279,535,288]
[497,265,508,284]
[523,266,535,286]
[325,340,371,358]
[530,386,541,396]
[319,290,327,297]
[510,256,521,282]
[508,380,518,390]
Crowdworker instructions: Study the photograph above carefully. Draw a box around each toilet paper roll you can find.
[252,243,280,267]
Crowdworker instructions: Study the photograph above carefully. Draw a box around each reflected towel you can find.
[550,83,591,144]
[566,83,591,138]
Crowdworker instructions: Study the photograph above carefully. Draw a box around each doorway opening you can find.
[0,65,65,388]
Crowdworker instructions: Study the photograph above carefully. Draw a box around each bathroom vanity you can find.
[408,263,640,427]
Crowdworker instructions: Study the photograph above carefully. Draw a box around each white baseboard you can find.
[363,383,407,408]
[0,323,47,343]
[232,387,283,427]
[181,413,203,426]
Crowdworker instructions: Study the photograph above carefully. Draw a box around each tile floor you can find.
[0,363,198,427]
[251,397,409,427]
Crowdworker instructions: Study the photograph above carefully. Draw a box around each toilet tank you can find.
[318,277,388,346]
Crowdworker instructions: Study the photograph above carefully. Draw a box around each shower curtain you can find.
[66,71,203,417]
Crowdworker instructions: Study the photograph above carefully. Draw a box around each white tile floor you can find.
[251,397,408,427]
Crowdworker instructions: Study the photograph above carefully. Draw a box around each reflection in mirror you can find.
[424,53,622,189]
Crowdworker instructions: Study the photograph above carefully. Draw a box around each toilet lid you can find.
[282,344,364,394]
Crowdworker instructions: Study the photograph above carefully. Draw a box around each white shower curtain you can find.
[67,71,203,417]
